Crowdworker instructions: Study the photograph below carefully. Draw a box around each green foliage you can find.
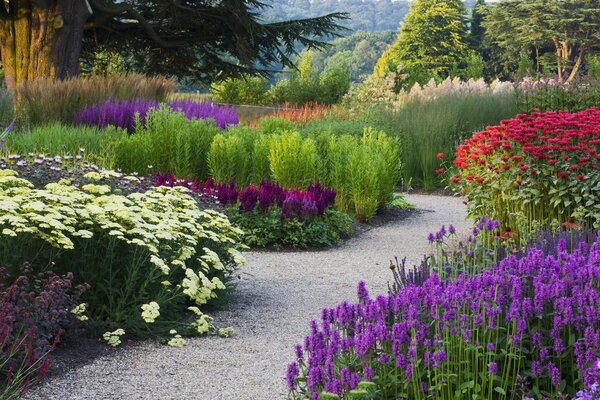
[228,208,352,248]
[470,0,486,49]
[269,51,351,105]
[269,131,321,189]
[588,54,600,79]
[0,170,244,338]
[114,107,220,179]
[203,123,400,220]
[517,52,534,79]
[325,130,400,221]
[373,0,470,83]
[210,76,272,105]
[258,117,296,135]
[4,123,125,166]
[309,31,397,82]
[300,118,371,138]
[463,51,486,79]
[208,134,249,186]
[73,1,347,84]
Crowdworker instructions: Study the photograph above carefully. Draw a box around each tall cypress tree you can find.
[373,0,470,82]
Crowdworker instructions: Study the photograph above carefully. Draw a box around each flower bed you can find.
[74,98,238,132]
[0,169,245,340]
[154,174,352,248]
[450,108,600,234]
[287,227,600,399]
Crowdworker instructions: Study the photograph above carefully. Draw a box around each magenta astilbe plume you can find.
[258,180,286,211]
[239,185,259,212]
[307,180,336,214]
[153,174,337,219]
[214,181,239,206]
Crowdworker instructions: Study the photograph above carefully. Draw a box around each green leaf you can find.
[494,387,507,396]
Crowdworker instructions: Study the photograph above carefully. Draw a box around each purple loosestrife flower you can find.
[287,362,300,391]
[357,281,369,303]
[287,231,600,399]
[168,100,238,129]
[74,98,159,133]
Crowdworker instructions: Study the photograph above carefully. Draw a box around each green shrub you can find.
[299,118,370,138]
[4,123,125,166]
[257,117,295,135]
[347,143,380,221]
[251,134,272,184]
[114,107,220,178]
[324,130,400,220]
[210,76,271,105]
[202,122,401,221]
[208,133,251,186]
[0,169,244,339]
[269,52,350,105]
[269,131,321,189]
[15,73,174,126]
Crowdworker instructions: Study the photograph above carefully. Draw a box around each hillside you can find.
[261,0,478,32]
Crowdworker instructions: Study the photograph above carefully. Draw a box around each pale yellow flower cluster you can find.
[141,302,160,323]
[70,303,89,321]
[103,328,125,347]
[167,330,186,348]
[0,169,247,341]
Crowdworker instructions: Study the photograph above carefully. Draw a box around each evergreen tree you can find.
[0,0,346,88]
[483,0,600,82]
[470,0,486,50]
[373,0,470,84]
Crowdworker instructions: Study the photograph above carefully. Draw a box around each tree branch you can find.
[88,0,186,47]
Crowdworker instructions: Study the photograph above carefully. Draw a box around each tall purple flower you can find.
[239,184,258,212]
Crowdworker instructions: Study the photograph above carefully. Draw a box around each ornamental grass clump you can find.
[450,108,600,234]
[287,229,600,400]
[0,169,245,340]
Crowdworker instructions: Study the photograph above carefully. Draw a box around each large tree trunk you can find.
[0,0,91,89]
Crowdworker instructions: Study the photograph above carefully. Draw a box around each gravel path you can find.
[25,194,468,400]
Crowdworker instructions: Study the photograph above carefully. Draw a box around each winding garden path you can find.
[24,194,468,400]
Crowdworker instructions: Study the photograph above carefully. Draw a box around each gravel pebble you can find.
[24,194,468,400]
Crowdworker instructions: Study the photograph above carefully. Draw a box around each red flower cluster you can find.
[453,108,600,182]
[451,108,600,230]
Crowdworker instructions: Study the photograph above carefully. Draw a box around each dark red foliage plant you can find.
[0,264,87,397]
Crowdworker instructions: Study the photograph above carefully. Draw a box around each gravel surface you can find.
[24,194,468,400]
